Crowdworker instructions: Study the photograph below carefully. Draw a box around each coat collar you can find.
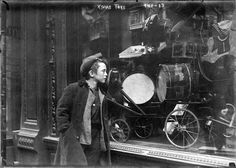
[78,79,89,88]
[78,78,108,96]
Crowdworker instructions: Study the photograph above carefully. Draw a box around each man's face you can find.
[92,62,107,83]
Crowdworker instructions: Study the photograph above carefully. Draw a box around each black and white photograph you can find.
[1,0,236,167]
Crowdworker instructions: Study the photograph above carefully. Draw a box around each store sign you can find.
[5,0,233,4]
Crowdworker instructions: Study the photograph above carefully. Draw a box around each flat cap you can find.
[80,52,102,77]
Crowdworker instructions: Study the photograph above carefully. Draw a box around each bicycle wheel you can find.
[164,108,200,148]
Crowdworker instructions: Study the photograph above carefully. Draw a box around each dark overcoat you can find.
[54,80,111,166]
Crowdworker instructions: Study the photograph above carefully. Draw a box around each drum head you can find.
[122,73,155,104]
[156,69,167,102]
[156,63,192,102]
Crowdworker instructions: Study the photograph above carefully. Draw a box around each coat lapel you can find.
[98,89,104,104]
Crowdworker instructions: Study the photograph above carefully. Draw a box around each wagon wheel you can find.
[164,108,200,149]
[204,104,236,149]
[223,127,236,138]
[205,119,226,150]
[134,117,153,139]
[110,119,131,143]
[223,103,236,138]
[197,107,214,145]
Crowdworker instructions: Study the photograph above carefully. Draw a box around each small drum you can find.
[156,63,193,102]
[122,73,155,104]
[107,69,123,101]
[107,68,121,86]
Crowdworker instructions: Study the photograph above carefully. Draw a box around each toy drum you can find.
[156,63,193,102]
[107,68,121,86]
[107,69,123,99]
[122,73,155,104]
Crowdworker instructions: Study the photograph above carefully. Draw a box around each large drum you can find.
[156,63,193,102]
[122,73,155,104]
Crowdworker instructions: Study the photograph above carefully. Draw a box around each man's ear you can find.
[89,70,94,77]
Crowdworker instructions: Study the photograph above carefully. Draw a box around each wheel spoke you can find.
[181,111,187,124]
[182,132,185,146]
[170,131,181,141]
[183,132,191,145]
[185,119,198,126]
[185,126,198,129]
[185,130,197,142]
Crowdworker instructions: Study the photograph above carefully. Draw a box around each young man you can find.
[54,53,111,166]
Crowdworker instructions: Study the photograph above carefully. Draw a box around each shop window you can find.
[109,1,236,167]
